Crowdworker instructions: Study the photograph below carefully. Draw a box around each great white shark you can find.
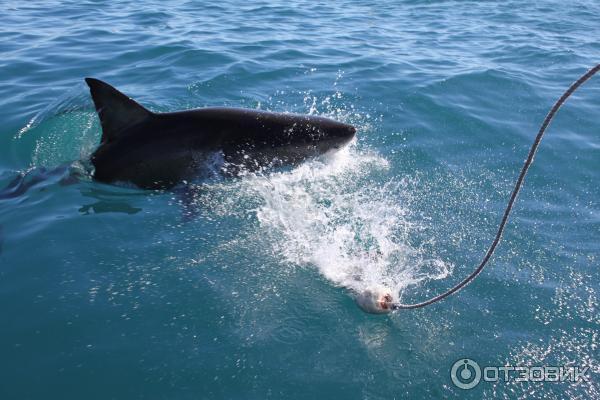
[85,78,356,189]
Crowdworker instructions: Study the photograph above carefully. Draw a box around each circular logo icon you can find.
[451,358,482,390]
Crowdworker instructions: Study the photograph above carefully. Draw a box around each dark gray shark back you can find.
[85,78,356,189]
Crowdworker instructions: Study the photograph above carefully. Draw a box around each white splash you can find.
[241,143,452,297]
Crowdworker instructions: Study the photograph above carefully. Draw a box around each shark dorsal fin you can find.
[85,78,152,143]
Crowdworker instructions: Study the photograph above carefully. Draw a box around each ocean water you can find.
[1,1,599,398]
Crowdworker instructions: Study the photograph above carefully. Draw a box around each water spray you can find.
[357,63,600,314]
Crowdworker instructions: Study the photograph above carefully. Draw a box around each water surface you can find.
[1,1,599,398]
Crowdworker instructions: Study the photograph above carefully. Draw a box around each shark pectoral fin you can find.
[85,78,152,143]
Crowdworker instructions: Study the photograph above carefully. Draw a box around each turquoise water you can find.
[1,1,599,398]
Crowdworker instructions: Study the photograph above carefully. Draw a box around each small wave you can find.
[16,84,92,139]
[11,82,99,170]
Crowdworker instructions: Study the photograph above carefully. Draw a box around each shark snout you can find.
[324,122,356,147]
[335,122,356,139]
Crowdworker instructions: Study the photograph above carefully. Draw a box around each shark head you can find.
[306,116,356,151]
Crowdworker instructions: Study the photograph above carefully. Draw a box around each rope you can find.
[392,63,600,310]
